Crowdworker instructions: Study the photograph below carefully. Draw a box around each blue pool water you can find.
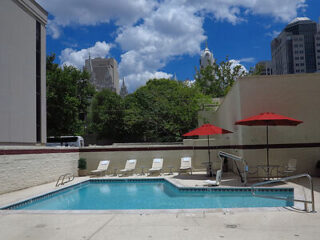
[4,179,294,210]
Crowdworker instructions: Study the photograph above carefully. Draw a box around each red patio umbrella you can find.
[183,124,232,176]
[235,112,303,179]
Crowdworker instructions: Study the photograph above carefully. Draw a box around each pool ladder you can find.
[56,173,74,187]
[251,173,315,213]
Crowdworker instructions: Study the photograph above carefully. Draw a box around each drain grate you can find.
[225,224,238,229]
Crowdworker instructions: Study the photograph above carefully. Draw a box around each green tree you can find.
[195,57,247,97]
[123,78,211,142]
[89,89,125,141]
[46,54,95,136]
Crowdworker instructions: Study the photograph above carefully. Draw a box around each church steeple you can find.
[88,52,93,73]
[200,40,214,69]
[120,78,128,98]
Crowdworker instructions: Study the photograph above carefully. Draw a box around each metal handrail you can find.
[56,173,74,187]
[251,173,315,213]
[218,151,248,185]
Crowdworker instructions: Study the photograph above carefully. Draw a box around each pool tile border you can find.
[0,178,293,210]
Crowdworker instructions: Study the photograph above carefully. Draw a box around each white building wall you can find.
[41,23,47,143]
[209,73,320,176]
[0,0,47,144]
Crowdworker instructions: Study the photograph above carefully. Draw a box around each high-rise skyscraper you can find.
[271,17,320,74]
[84,56,119,93]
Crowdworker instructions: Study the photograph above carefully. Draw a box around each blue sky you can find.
[37,0,320,92]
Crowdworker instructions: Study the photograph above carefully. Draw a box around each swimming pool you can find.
[2,179,294,210]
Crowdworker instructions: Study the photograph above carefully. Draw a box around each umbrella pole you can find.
[266,125,270,180]
[208,135,212,177]
[208,135,210,163]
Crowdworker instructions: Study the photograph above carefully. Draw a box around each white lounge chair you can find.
[283,159,297,176]
[179,157,192,175]
[91,160,110,176]
[120,159,137,176]
[149,158,163,175]
[204,170,222,186]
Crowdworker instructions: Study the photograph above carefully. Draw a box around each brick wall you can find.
[0,148,79,194]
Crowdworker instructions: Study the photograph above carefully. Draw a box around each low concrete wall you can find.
[1,140,319,195]
[80,144,195,174]
[0,147,79,194]
[79,142,320,177]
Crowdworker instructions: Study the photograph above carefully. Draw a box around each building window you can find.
[301,63,304,66]
[299,50,304,54]
[294,44,298,48]
[300,57,304,60]
[36,21,41,142]
[295,57,299,60]
[301,69,304,72]
[299,44,303,47]
[296,69,300,72]
[296,63,299,66]
[294,50,299,54]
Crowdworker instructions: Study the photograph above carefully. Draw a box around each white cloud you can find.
[238,57,255,63]
[47,20,61,39]
[37,0,307,91]
[37,0,307,37]
[125,71,173,92]
[117,1,206,90]
[37,0,157,27]
[59,41,112,69]
[189,0,306,23]
[266,30,281,38]
[229,59,248,73]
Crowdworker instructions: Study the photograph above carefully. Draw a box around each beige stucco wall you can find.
[0,147,79,194]
[205,73,320,176]
[0,0,47,144]
[80,145,194,174]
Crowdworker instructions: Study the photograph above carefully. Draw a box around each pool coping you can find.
[0,177,294,212]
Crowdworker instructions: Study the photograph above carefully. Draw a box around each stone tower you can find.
[84,56,120,93]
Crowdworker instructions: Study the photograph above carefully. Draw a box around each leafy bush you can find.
[78,158,87,170]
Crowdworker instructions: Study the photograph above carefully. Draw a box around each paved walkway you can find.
[0,173,319,240]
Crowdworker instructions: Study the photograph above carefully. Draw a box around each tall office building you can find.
[0,0,47,145]
[315,23,320,72]
[84,56,120,93]
[271,17,319,74]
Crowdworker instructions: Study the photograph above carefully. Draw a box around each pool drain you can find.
[225,224,238,229]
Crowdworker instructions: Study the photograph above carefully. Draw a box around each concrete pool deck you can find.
[0,173,319,239]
